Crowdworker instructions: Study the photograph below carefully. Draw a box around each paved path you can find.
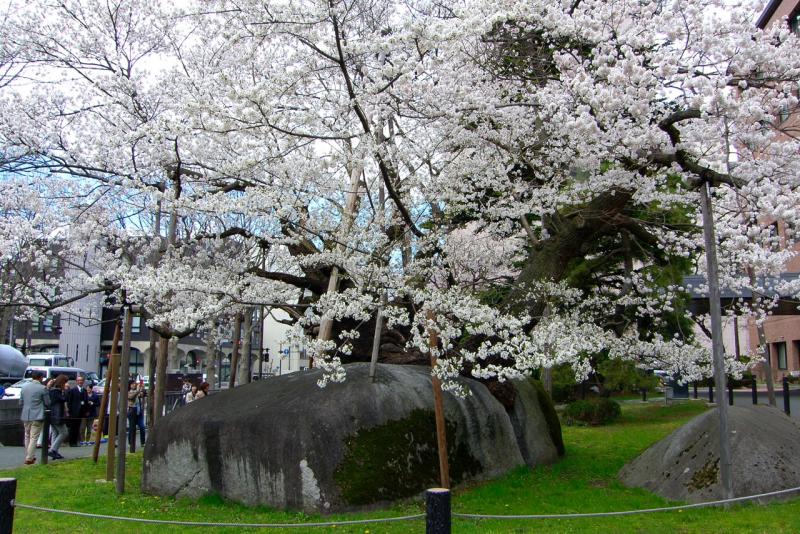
[0,442,108,469]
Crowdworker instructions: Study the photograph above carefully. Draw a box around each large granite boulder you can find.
[142,363,561,511]
[619,405,800,503]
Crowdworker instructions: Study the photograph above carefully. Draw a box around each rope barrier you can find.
[12,501,424,528]
[452,485,800,520]
[12,484,800,526]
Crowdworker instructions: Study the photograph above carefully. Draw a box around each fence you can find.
[689,377,796,416]
[4,481,800,534]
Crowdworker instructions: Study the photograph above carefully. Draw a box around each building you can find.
[10,302,313,384]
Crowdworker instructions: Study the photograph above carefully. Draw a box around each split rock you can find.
[142,362,561,511]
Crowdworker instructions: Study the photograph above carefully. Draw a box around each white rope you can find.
[13,485,800,525]
[12,502,423,528]
[453,485,800,520]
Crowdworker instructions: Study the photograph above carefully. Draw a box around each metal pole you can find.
[0,478,16,534]
[693,382,698,399]
[728,382,734,406]
[752,378,758,405]
[425,488,451,534]
[783,376,790,415]
[699,182,733,500]
[427,311,450,489]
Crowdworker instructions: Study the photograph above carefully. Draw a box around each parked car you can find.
[4,378,32,400]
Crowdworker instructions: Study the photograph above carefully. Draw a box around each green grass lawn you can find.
[6,400,800,533]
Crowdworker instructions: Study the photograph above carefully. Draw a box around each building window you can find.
[775,342,788,370]
[131,315,141,334]
[42,315,53,332]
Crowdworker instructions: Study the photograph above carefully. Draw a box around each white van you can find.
[26,353,75,368]
[23,366,87,383]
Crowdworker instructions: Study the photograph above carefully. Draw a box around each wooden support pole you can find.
[93,321,120,463]
[116,307,134,494]
[427,311,450,489]
[105,338,121,481]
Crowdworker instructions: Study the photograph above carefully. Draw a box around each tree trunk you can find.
[168,337,180,370]
[542,367,553,396]
[152,336,169,425]
[228,313,243,388]
[239,309,253,385]
[747,270,777,407]
[0,307,11,345]
[205,334,217,389]
[147,328,157,430]
[756,322,777,407]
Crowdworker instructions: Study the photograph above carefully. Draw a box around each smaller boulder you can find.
[619,405,800,503]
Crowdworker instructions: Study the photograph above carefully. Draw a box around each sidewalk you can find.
[0,442,108,470]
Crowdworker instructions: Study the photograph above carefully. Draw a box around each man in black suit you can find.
[66,376,88,446]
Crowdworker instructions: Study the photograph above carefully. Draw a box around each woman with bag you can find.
[47,374,70,460]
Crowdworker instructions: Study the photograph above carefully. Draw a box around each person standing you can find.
[180,378,192,406]
[185,385,198,404]
[127,381,146,452]
[20,371,50,465]
[195,382,210,400]
[66,376,88,446]
[83,384,100,444]
[48,374,70,460]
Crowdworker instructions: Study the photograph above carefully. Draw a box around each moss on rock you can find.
[531,378,565,456]
[334,409,482,505]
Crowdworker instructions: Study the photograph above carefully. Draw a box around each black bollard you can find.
[783,377,791,415]
[709,384,714,403]
[426,488,451,534]
[728,382,734,406]
[751,378,758,405]
[41,410,51,465]
[0,478,16,534]
[693,382,698,399]
[641,388,647,402]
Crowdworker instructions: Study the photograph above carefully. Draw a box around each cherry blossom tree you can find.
[1,0,799,417]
